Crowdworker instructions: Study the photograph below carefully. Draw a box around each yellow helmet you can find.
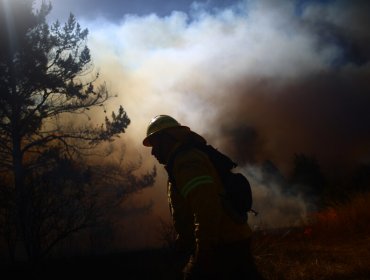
[143,115,189,146]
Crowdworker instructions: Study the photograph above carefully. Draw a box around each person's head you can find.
[143,115,191,164]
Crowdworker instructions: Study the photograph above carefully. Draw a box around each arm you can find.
[173,149,225,266]
[167,181,195,253]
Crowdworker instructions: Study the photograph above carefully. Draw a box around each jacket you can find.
[166,144,253,261]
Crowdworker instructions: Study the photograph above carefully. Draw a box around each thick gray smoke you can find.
[50,0,370,248]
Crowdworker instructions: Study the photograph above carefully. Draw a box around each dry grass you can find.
[3,192,370,279]
[252,192,370,280]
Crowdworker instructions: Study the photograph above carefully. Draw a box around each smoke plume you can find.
[68,0,370,248]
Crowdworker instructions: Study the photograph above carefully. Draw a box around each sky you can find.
[31,0,370,249]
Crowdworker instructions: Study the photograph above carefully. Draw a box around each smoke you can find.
[71,0,370,247]
[244,165,310,230]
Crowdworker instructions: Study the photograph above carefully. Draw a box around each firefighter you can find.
[143,115,262,280]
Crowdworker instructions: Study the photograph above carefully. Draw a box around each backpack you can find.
[166,143,256,224]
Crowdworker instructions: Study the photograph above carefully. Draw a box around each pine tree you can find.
[0,0,148,260]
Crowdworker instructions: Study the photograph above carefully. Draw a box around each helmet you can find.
[143,115,189,146]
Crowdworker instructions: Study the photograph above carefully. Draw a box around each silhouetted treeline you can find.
[259,154,370,209]
[0,0,156,262]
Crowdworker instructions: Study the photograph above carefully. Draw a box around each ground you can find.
[3,230,369,280]
[253,228,370,280]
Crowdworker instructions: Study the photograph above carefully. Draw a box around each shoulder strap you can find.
[197,144,237,171]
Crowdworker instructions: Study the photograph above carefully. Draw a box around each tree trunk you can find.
[10,80,35,261]
[12,129,31,260]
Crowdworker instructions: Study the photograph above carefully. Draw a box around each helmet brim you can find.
[143,126,190,147]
